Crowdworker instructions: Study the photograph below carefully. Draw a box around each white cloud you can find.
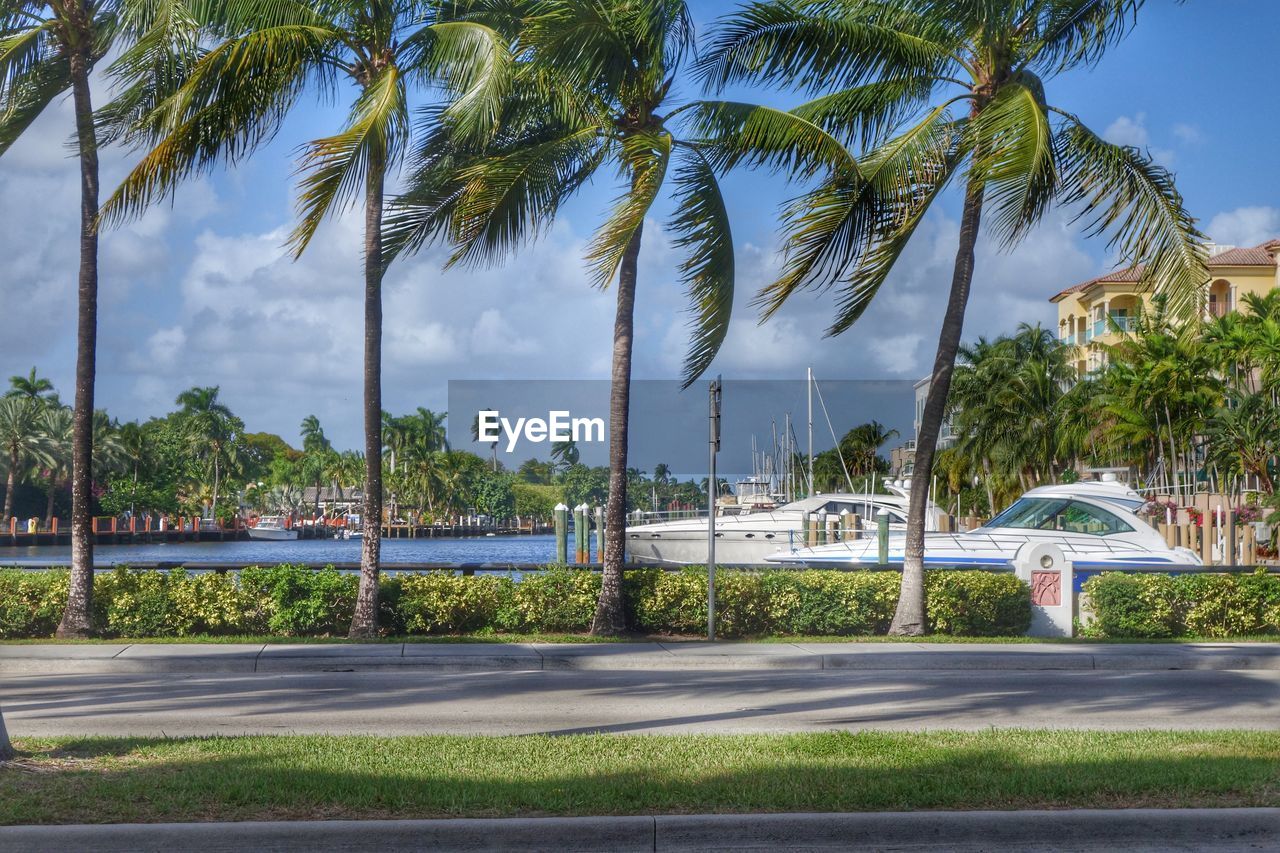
[1207,206,1280,248]
[1103,113,1175,165]
[1172,123,1204,145]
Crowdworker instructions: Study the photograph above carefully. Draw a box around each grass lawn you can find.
[3,731,1280,824]
[3,633,1280,644]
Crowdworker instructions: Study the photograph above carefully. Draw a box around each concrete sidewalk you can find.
[2,809,1277,852]
[3,640,1280,674]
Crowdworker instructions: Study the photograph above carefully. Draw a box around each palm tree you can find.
[0,396,53,524]
[104,1,509,638]
[389,0,739,633]
[1,1,193,639]
[0,702,11,760]
[175,386,243,522]
[6,368,57,403]
[300,415,331,516]
[700,0,1205,634]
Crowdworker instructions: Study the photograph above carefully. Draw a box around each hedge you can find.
[0,566,1030,639]
[1082,570,1280,638]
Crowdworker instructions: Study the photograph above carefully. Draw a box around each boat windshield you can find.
[986,498,1133,536]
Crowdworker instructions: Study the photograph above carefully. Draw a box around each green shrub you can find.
[505,567,599,632]
[0,569,68,638]
[629,568,706,634]
[93,568,189,637]
[1178,572,1280,637]
[1083,573,1181,638]
[398,572,513,634]
[925,571,1031,636]
[760,571,900,635]
[239,565,357,636]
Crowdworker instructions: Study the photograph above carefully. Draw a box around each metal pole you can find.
[708,376,721,641]
[806,367,813,497]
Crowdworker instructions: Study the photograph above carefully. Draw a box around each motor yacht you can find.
[626,481,945,565]
[766,479,1201,568]
[247,516,299,541]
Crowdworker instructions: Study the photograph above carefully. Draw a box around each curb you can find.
[2,808,1278,852]
[4,641,1280,674]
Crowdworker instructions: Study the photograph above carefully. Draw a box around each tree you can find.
[175,386,243,522]
[701,0,1204,634]
[105,1,511,638]
[389,0,741,634]
[0,703,11,760]
[1,0,191,639]
[6,368,57,404]
[300,415,331,516]
[0,396,53,524]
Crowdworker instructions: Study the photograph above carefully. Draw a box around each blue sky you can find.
[1,0,1278,451]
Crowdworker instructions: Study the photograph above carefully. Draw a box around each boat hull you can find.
[247,528,299,541]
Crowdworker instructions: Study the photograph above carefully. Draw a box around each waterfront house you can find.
[1051,239,1280,375]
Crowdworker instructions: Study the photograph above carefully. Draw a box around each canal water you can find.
[0,534,561,566]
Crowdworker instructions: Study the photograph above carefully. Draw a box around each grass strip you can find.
[3,731,1279,824]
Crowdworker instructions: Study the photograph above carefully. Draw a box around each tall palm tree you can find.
[389,0,739,634]
[175,386,242,521]
[700,0,1205,634]
[0,701,11,760]
[300,414,331,516]
[104,1,512,638]
[0,396,53,524]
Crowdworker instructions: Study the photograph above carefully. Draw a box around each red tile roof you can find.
[1050,240,1280,302]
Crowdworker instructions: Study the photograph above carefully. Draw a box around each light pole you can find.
[708,376,721,641]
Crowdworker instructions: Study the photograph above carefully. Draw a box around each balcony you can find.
[1060,333,1075,346]
[1207,301,1232,319]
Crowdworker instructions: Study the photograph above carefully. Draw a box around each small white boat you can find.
[626,481,945,565]
[247,516,298,541]
[339,513,363,540]
[766,479,1201,569]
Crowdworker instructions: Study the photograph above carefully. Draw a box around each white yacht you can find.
[247,516,299,541]
[626,481,945,565]
[766,479,1201,569]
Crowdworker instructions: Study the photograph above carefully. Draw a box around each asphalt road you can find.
[5,667,1280,736]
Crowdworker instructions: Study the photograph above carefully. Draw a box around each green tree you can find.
[175,386,244,522]
[389,0,739,634]
[0,396,53,524]
[104,1,512,638]
[6,367,57,404]
[2,0,192,638]
[472,470,515,519]
[701,0,1205,634]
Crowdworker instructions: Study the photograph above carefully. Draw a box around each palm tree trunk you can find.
[211,454,220,522]
[45,483,56,527]
[2,448,16,524]
[592,223,642,636]
[350,143,386,639]
[58,32,99,639]
[890,173,985,636]
[0,703,13,760]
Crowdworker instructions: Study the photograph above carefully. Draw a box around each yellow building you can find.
[1051,239,1280,375]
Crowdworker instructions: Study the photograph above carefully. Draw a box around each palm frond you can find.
[444,123,606,267]
[101,22,338,224]
[688,100,859,180]
[968,72,1057,246]
[584,130,671,289]
[1025,0,1142,73]
[670,143,733,387]
[754,106,960,333]
[697,1,955,95]
[789,75,937,150]
[410,20,512,146]
[288,63,408,257]
[0,49,68,154]
[1056,113,1206,318]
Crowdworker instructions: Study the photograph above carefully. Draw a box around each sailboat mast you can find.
[807,367,814,497]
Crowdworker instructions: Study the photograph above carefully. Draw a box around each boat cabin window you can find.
[817,500,904,523]
[987,498,1133,536]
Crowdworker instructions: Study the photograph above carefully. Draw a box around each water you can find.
[0,534,561,566]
